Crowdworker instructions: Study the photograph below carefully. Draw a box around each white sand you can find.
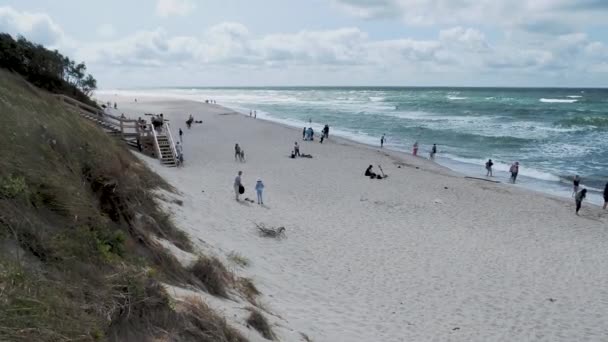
[99,95,608,342]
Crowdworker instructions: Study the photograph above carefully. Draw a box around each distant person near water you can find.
[430,144,437,159]
[254,110,257,119]
[509,162,519,183]
[255,178,265,205]
[603,182,608,209]
[234,171,243,201]
[572,175,581,197]
[413,141,419,156]
[485,159,494,177]
[380,134,386,148]
[179,128,183,142]
[302,127,306,140]
[323,124,329,139]
[575,188,587,215]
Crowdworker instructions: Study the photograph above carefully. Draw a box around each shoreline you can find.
[97,94,608,341]
[97,90,606,207]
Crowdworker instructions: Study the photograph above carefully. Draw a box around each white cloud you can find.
[155,0,196,17]
[0,6,65,45]
[96,23,116,38]
[333,0,608,34]
[439,27,489,51]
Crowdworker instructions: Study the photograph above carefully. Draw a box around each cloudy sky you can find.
[1,0,608,88]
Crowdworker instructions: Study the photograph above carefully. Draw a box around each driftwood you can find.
[255,223,286,239]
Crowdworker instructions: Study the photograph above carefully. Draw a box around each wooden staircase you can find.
[156,134,178,167]
[56,95,178,167]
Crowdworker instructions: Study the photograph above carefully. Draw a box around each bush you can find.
[190,256,232,298]
[246,308,275,340]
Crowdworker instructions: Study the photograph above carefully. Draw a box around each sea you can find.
[102,87,608,205]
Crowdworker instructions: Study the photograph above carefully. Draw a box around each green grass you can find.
[0,69,246,341]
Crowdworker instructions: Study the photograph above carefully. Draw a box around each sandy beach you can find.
[99,95,608,342]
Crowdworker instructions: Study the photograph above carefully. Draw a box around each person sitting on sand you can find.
[573,175,581,197]
[294,142,300,157]
[235,144,241,161]
[486,159,494,177]
[509,161,519,183]
[255,178,265,205]
[365,165,377,178]
[575,188,587,215]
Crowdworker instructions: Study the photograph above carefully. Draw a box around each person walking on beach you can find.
[179,128,183,142]
[413,141,419,156]
[234,171,243,201]
[323,124,329,139]
[254,110,257,119]
[430,144,437,159]
[175,142,184,166]
[486,159,494,177]
[381,134,386,148]
[509,162,519,183]
[294,142,300,157]
[572,175,581,197]
[255,178,265,205]
[249,110,252,117]
[235,144,241,161]
[603,182,608,209]
[302,127,306,140]
[575,188,587,215]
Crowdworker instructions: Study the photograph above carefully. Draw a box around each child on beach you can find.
[294,142,300,157]
[485,159,493,177]
[509,162,519,183]
[573,175,581,197]
[381,134,386,148]
[240,149,245,162]
[234,171,243,201]
[575,188,587,215]
[302,127,306,140]
[235,144,241,161]
[255,179,265,205]
[413,141,418,156]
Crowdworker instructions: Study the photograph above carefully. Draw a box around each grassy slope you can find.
[0,70,246,342]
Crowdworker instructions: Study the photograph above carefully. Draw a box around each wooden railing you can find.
[56,94,178,165]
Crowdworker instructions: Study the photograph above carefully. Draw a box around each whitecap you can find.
[540,98,577,103]
[447,96,467,100]
[567,95,582,98]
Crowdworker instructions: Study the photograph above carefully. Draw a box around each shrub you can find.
[246,308,275,340]
[228,251,250,267]
[190,256,232,298]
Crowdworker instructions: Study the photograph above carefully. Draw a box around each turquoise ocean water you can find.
[107,87,608,205]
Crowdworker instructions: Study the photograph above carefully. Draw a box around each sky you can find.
[1,0,608,88]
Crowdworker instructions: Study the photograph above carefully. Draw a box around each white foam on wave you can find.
[447,96,467,100]
[442,154,561,182]
[540,98,577,103]
[567,95,583,98]
[369,96,385,102]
